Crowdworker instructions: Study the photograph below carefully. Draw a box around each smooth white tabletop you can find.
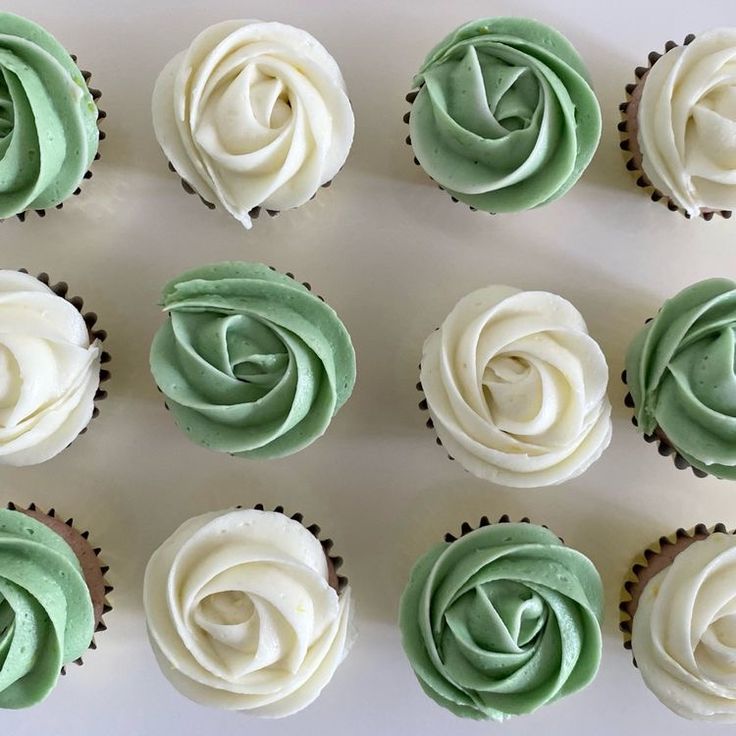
[4,0,736,734]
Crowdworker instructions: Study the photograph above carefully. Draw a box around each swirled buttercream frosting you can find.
[149,262,355,459]
[409,17,601,213]
[637,29,736,217]
[152,19,354,228]
[420,285,612,487]
[631,532,736,721]
[0,12,99,219]
[0,270,101,466]
[399,521,603,720]
[0,507,94,708]
[626,278,736,479]
[143,508,353,717]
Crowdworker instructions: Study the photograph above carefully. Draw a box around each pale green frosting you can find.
[399,522,603,721]
[0,12,99,219]
[150,262,356,459]
[0,508,94,709]
[409,17,601,213]
[626,278,736,479]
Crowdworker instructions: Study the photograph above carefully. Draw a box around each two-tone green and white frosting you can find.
[409,17,601,213]
[0,508,94,708]
[626,278,736,478]
[399,522,603,720]
[150,262,356,459]
[0,12,99,219]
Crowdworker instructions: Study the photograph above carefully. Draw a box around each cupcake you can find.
[143,505,352,717]
[150,262,355,459]
[620,524,736,720]
[0,12,103,222]
[405,17,601,214]
[619,29,736,220]
[0,270,110,466]
[624,278,736,479]
[418,285,612,487]
[152,20,354,228]
[0,502,111,708]
[399,516,603,721]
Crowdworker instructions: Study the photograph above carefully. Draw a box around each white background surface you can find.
[3,0,736,733]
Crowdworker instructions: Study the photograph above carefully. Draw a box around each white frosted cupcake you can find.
[152,20,354,228]
[620,29,736,220]
[0,270,109,466]
[418,286,612,487]
[620,525,736,721]
[143,505,353,717]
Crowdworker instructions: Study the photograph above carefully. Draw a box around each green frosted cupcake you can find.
[624,279,736,479]
[399,516,603,721]
[0,503,111,708]
[405,17,601,214]
[0,12,103,222]
[150,262,356,459]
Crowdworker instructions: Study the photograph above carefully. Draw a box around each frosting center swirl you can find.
[0,271,101,466]
[399,522,603,721]
[421,285,612,487]
[149,262,356,459]
[0,508,94,708]
[638,29,736,216]
[144,509,353,717]
[152,20,354,228]
[409,17,601,212]
[0,12,99,219]
[632,533,736,721]
[626,278,736,479]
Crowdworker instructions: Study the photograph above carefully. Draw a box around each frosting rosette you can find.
[420,285,612,487]
[0,12,99,219]
[143,508,353,717]
[408,17,601,213]
[399,521,603,721]
[625,278,736,479]
[0,508,94,708]
[637,29,736,217]
[0,270,102,466]
[149,262,355,459]
[631,532,736,721]
[152,19,354,228]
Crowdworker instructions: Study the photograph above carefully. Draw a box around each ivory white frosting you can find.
[638,29,736,217]
[420,286,612,487]
[0,271,101,466]
[152,20,354,228]
[143,508,353,718]
[631,533,736,722]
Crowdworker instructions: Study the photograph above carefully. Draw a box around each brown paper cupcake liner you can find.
[444,514,564,544]
[164,161,336,221]
[618,523,733,664]
[237,503,348,594]
[621,362,707,478]
[618,34,732,222]
[416,356,459,465]
[2,55,106,224]
[6,501,113,672]
[18,269,111,446]
[403,88,484,215]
